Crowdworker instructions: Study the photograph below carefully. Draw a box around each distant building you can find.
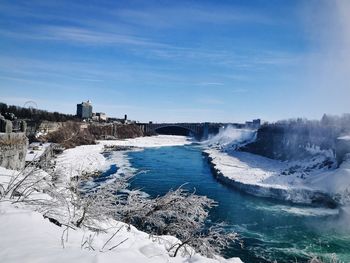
[97,112,107,121]
[77,101,93,119]
[92,112,107,122]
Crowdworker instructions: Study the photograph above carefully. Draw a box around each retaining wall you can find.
[0,133,28,170]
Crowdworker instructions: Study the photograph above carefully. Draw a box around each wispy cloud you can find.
[0,25,168,48]
[115,4,274,28]
[196,97,225,105]
[0,1,273,28]
[230,88,248,93]
[196,82,225,86]
[42,26,167,47]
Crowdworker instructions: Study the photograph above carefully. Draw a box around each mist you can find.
[202,125,256,150]
[299,0,350,117]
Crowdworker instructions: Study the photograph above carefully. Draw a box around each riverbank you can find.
[204,148,350,207]
[0,135,242,263]
[55,135,193,179]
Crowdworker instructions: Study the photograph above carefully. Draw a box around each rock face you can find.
[335,137,350,164]
[0,133,28,170]
[241,123,336,161]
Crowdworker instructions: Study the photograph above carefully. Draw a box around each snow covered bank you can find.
[55,135,192,180]
[0,200,241,263]
[103,135,193,148]
[204,148,341,207]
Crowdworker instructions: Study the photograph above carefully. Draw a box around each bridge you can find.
[138,122,232,139]
[137,120,261,139]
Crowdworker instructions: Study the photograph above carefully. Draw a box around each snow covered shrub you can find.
[70,179,129,228]
[117,187,238,258]
[0,165,48,203]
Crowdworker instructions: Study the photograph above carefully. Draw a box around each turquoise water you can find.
[126,145,350,263]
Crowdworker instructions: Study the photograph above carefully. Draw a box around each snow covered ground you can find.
[26,142,52,162]
[0,135,242,263]
[205,149,337,190]
[0,198,242,263]
[103,135,193,148]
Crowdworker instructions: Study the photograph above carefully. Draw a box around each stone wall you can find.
[0,133,28,170]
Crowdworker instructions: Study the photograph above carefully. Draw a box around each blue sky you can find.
[0,0,349,122]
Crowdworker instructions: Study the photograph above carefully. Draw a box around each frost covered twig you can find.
[117,186,238,258]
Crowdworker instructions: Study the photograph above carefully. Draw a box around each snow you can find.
[26,142,52,162]
[307,156,350,198]
[101,135,193,148]
[338,135,350,141]
[0,166,19,190]
[206,149,288,188]
[304,144,335,159]
[0,166,18,177]
[0,135,242,263]
[55,143,107,180]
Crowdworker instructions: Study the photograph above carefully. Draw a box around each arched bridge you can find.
[137,120,260,139]
[138,122,218,139]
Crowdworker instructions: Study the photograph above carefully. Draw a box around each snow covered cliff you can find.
[204,125,350,207]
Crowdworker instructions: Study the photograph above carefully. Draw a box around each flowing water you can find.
[123,145,350,263]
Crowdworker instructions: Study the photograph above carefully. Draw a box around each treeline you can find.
[273,114,350,136]
[88,123,144,139]
[44,121,95,148]
[42,122,144,148]
[0,102,78,122]
[241,114,350,161]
